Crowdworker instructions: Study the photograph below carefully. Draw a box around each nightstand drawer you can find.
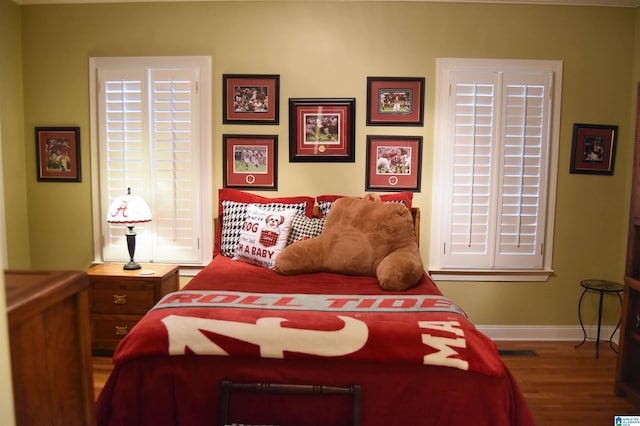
[87,263,179,355]
[91,282,155,315]
[91,314,141,354]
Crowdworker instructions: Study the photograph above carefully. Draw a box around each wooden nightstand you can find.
[88,263,179,355]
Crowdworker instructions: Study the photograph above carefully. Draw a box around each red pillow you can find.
[316,192,413,217]
[214,188,315,256]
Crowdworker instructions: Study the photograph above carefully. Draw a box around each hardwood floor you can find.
[92,356,114,402]
[93,341,639,425]
[497,341,637,425]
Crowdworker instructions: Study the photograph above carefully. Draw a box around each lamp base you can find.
[123,261,142,270]
[124,225,141,270]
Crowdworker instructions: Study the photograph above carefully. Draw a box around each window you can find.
[89,56,212,267]
[430,59,562,281]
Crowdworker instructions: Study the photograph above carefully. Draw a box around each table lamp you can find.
[107,187,152,270]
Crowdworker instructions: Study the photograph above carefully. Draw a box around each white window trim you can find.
[429,58,562,282]
[89,56,213,267]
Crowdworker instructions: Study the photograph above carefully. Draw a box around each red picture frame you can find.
[35,126,81,182]
[288,98,356,162]
[223,74,280,124]
[570,123,618,175]
[366,77,425,126]
[223,134,278,190]
[365,135,422,192]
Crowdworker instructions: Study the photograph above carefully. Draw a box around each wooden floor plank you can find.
[92,356,113,401]
[93,340,639,424]
[498,341,638,425]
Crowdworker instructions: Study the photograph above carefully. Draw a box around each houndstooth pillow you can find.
[287,214,326,245]
[220,200,309,257]
[317,193,413,217]
[317,200,334,218]
[215,189,315,257]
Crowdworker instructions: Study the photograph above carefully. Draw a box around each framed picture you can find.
[366,77,425,126]
[289,98,356,162]
[223,134,278,190]
[366,135,422,192]
[35,126,81,182]
[223,74,280,124]
[570,123,618,175]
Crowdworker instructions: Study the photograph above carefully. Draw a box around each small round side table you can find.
[575,279,624,358]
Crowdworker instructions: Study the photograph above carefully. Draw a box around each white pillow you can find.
[233,204,297,269]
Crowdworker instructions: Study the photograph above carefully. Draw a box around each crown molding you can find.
[14,0,640,9]
[435,0,640,6]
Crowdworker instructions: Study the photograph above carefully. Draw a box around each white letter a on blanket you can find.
[418,320,469,371]
[161,314,368,359]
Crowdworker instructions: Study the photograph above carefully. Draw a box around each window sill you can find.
[178,265,205,277]
[428,268,553,282]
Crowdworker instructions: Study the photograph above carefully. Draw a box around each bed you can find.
[96,189,534,426]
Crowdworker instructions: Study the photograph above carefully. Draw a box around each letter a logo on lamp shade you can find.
[107,187,152,270]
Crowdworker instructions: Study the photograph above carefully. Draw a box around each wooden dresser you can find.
[88,263,179,355]
[5,270,95,426]
[617,83,640,408]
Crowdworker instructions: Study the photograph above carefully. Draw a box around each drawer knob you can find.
[115,325,129,336]
[113,294,127,305]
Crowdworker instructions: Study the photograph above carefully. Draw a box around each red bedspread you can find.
[97,256,534,426]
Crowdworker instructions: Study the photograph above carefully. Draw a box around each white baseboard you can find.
[478,325,620,345]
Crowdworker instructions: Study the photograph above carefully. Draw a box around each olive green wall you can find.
[8,1,639,326]
[1,0,30,270]
[0,0,20,422]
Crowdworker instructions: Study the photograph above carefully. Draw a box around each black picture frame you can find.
[222,134,278,190]
[570,123,618,176]
[366,77,425,126]
[35,126,82,182]
[223,74,280,124]
[289,98,356,162]
[365,135,422,192]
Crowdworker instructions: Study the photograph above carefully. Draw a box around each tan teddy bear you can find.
[274,194,423,291]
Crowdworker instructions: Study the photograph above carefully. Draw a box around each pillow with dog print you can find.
[215,188,314,257]
[233,204,297,269]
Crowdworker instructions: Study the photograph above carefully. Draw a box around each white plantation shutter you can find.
[99,69,151,262]
[432,59,561,280]
[91,57,212,266]
[496,74,551,268]
[443,73,500,268]
[149,69,200,262]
